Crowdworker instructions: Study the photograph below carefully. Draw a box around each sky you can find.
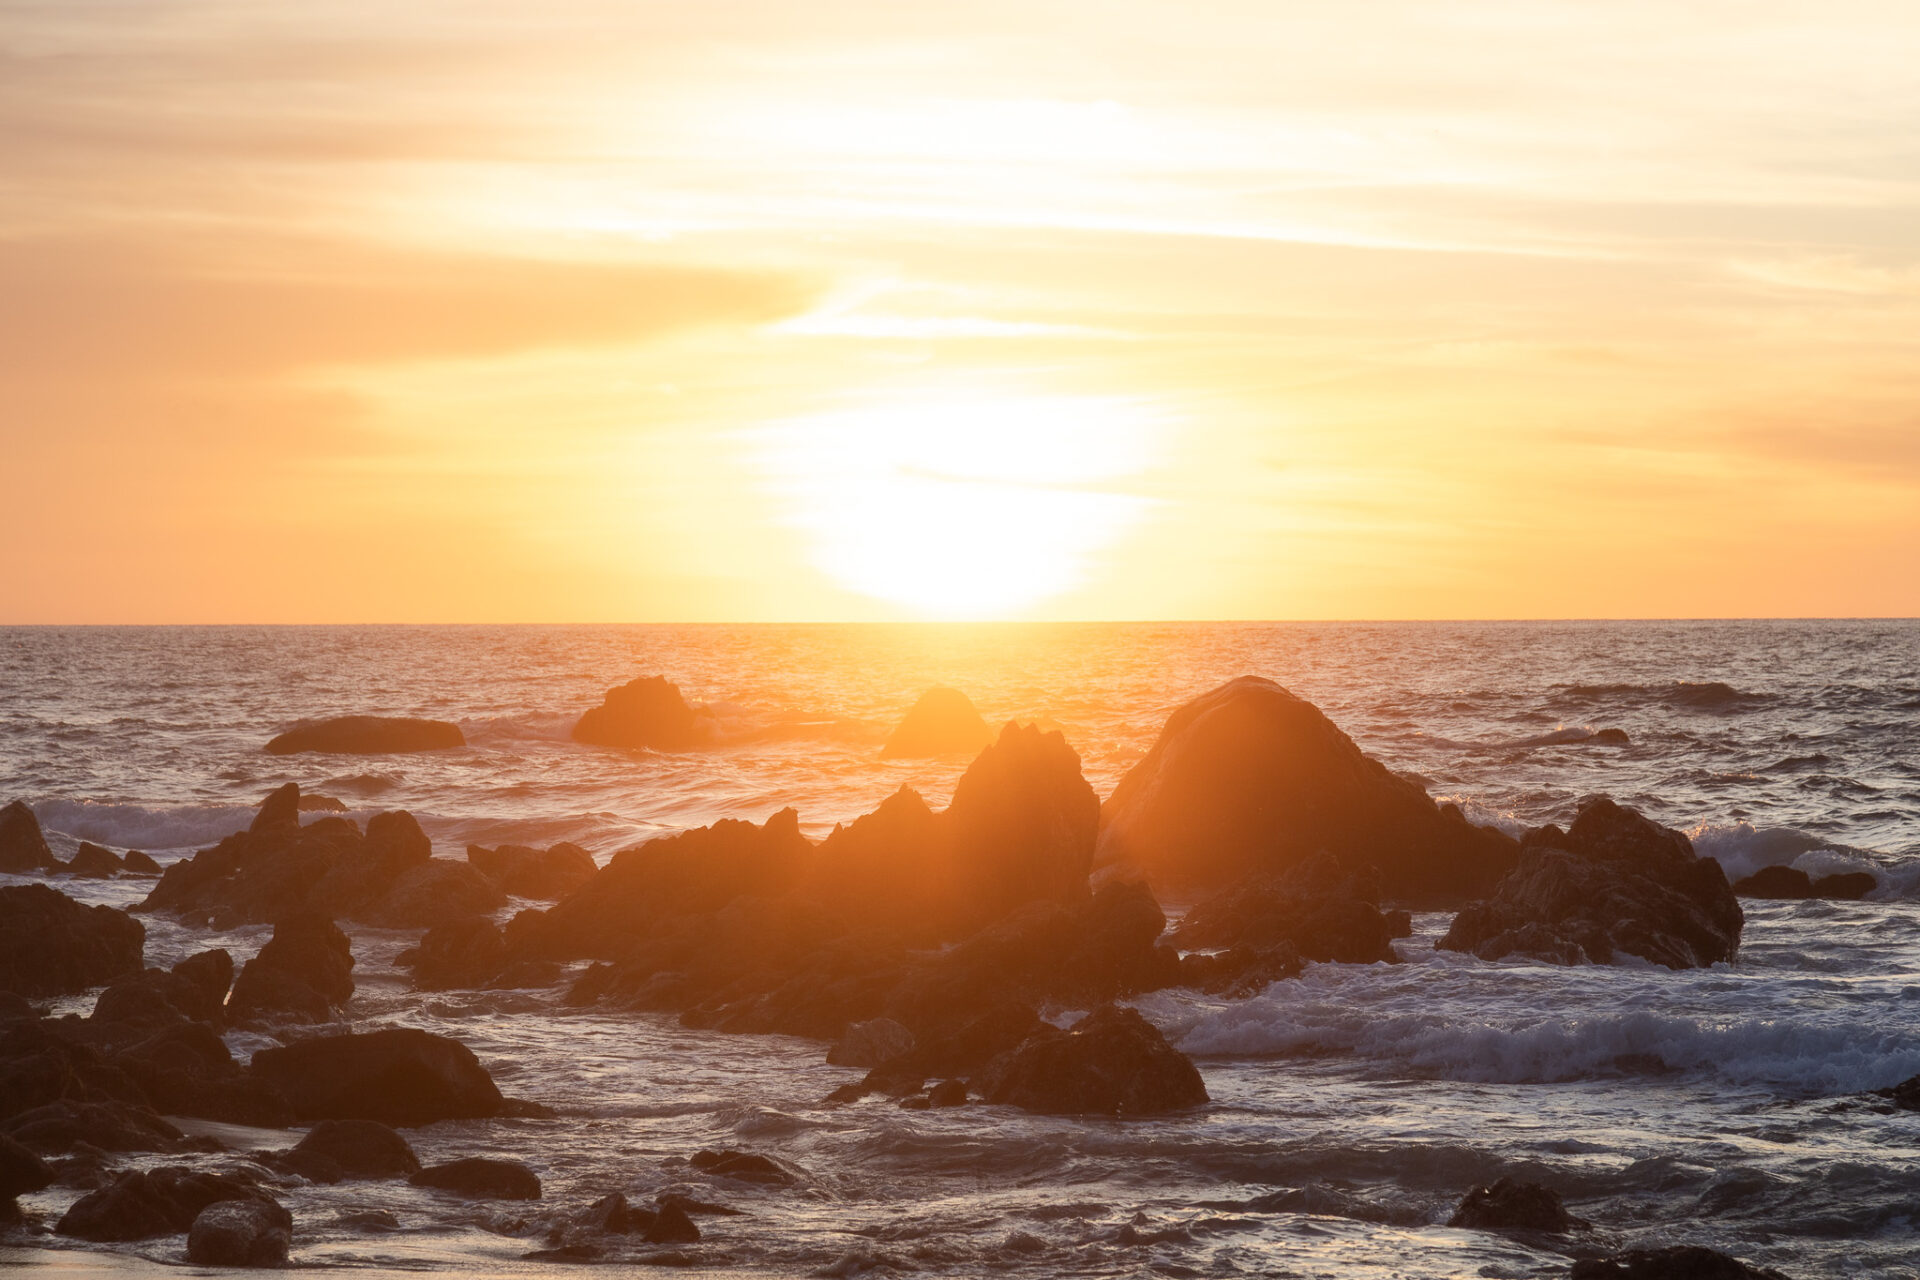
[3,0,1918,622]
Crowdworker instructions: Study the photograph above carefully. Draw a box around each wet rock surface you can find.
[228,914,355,1024]
[55,1166,276,1241]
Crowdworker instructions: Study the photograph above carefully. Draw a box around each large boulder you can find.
[228,914,355,1024]
[467,842,598,900]
[266,716,464,755]
[0,885,144,997]
[186,1197,293,1266]
[248,1028,505,1127]
[1095,677,1517,903]
[1439,798,1743,969]
[880,687,993,758]
[976,1005,1207,1117]
[941,721,1099,931]
[571,676,713,751]
[0,801,58,874]
[827,1018,915,1068]
[56,1166,273,1241]
[282,1119,419,1181]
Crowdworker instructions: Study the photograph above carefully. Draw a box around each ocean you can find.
[3,620,1919,1277]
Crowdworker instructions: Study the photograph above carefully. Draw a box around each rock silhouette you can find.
[1448,1177,1588,1231]
[572,675,713,750]
[266,715,465,755]
[249,1027,506,1127]
[0,884,144,997]
[228,913,355,1024]
[880,686,993,757]
[976,1005,1207,1117]
[0,800,58,874]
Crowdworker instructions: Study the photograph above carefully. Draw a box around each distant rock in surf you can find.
[249,1027,506,1127]
[411,1156,542,1200]
[571,675,714,751]
[1096,676,1518,904]
[1571,1245,1790,1279]
[0,884,144,997]
[0,800,59,874]
[975,1004,1207,1117]
[1447,1177,1588,1232]
[880,686,993,757]
[266,716,464,756]
[1731,864,1876,900]
[1439,797,1743,969]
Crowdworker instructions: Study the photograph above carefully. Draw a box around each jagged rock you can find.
[880,687,993,758]
[1447,1177,1588,1231]
[281,1119,419,1182]
[576,1192,702,1242]
[0,884,144,996]
[249,1028,505,1127]
[1570,1246,1790,1279]
[689,1149,803,1187]
[1439,798,1744,969]
[229,914,354,1025]
[56,1166,272,1241]
[977,1005,1207,1117]
[942,722,1099,932]
[827,1018,915,1068]
[571,676,712,751]
[266,716,464,756]
[1173,851,1400,966]
[1096,677,1517,903]
[0,801,58,874]
[410,1157,541,1200]
[467,842,597,900]
[65,843,125,878]
[122,851,163,875]
[187,1197,293,1266]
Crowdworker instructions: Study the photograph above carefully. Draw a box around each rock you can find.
[1439,798,1744,969]
[1173,851,1400,966]
[941,721,1100,932]
[580,1193,702,1243]
[0,1131,53,1198]
[405,917,508,990]
[689,1149,803,1187]
[252,783,303,835]
[1447,1177,1587,1231]
[571,676,712,751]
[646,1201,701,1244]
[1732,865,1814,899]
[286,1119,419,1180]
[122,850,163,875]
[249,1028,506,1127]
[880,687,993,758]
[2,1100,186,1155]
[266,716,464,756]
[298,795,348,812]
[525,1243,603,1262]
[0,800,58,874]
[0,884,144,996]
[1095,677,1518,902]
[356,859,505,930]
[171,950,236,1018]
[410,1157,541,1200]
[1570,1246,1790,1279]
[467,842,598,900]
[56,1166,270,1241]
[927,1078,967,1107]
[65,843,125,878]
[977,1005,1207,1117]
[1588,728,1632,745]
[91,966,226,1029]
[186,1197,293,1266]
[1812,871,1876,900]
[827,1018,915,1068]
[228,914,354,1024]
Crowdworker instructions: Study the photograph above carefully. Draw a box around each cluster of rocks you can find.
[0,801,159,879]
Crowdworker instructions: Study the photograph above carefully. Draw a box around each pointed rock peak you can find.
[0,799,58,873]
[881,687,993,758]
[250,784,302,835]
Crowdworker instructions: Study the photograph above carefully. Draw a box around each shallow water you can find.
[3,621,1919,1277]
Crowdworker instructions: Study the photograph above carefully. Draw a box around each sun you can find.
[755,393,1161,618]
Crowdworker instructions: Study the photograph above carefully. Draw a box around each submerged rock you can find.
[186,1197,293,1266]
[266,715,464,755]
[1439,797,1743,969]
[56,1166,273,1241]
[689,1149,804,1187]
[228,913,354,1024]
[1447,1177,1588,1232]
[880,687,993,758]
[411,1157,541,1200]
[0,800,58,874]
[572,675,712,751]
[1570,1246,1790,1279]
[976,1004,1207,1117]
[1096,676,1517,903]
[249,1027,506,1127]
[0,884,144,997]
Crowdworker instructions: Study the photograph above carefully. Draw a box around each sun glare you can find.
[754,394,1161,618]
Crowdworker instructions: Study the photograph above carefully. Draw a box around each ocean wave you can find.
[32,798,255,852]
[1688,821,1920,898]
[459,712,580,744]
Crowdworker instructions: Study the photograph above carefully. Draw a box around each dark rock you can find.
[286,1119,419,1180]
[689,1149,802,1187]
[941,721,1099,932]
[91,966,225,1029]
[186,1197,292,1266]
[1447,1177,1588,1232]
[0,1132,53,1197]
[171,950,236,1018]
[0,884,144,997]
[1439,798,1744,969]
[357,859,506,930]
[467,842,598,900]
[266,716,464,756]
[0,800,59,873]
[827,1018,915,1068]
[976,1005,1207,1117]
[525,1243,603,1262]
[880,687,993,758]
[1587,728,1632,745]
[298,794,348,813]
[928,1078,967,1107]
[229,914,354,1024]
[252,783,303,836]
[1732,865,1813,899]
[646,1201,701,1244]
[56,1166,271,1241]
[571,676,713,751]
[1812,871,1876,900]
[3,1100,186,1155]
[405,917,508,990]
[249,1028,505,1127]
[99,1018,288,1126]
[1095,677,1518,903]
[1173,851,1400,966]
[1570,1245,1790,1279]
[122,850,163,875]
[410,1157,541,1200]
[65,843,124,878]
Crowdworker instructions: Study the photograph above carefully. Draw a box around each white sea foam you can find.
[32,798,255,853]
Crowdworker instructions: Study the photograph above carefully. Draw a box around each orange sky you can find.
[3,1,1917,621]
